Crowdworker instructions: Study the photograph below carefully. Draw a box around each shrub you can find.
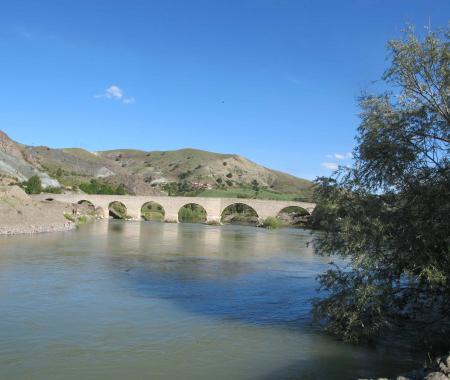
[63,212,76,222]
[178,170,192,180]
[23,175,42,194]
[79,179,127,195]
[45,186,63,194]
[262,217,282,229]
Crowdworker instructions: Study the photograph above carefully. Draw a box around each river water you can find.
[0,221,419,379]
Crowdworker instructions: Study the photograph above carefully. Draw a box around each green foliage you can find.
[76,215,89,227]
[22,175,42,194]
[109,202,129,219]
[141,202,165,221]
[262,216,282,229]
[63,212,76,222]
[64,212,93,228]
[79,179,127,195]
[44,186,63,194]
[162,181,202,196]
[178,203,207,223]
[311,27,450,350]
[251,179,260,192]
[178,170,193,180]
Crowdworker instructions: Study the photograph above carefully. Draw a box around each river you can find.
[0,221,419,379]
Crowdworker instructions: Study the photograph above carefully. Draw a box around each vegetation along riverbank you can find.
[309,27,449,379]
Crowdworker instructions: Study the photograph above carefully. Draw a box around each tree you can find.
[251,179,260,193]
[310,26,449,351]
[23,175,42,194]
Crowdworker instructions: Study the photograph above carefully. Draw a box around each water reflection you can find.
[0,221,420,380]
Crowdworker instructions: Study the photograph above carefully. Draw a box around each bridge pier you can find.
[164,212,179,223]
[96,201,110,219]
[125,204,142,220]
[206,215,222,225]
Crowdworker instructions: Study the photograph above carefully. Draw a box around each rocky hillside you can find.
[0,131,60,188]
[0,130,313,199]
[97,148,312,194]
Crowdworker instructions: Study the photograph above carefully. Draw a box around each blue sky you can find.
[0,1,448,180]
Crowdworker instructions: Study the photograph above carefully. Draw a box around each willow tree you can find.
[311,26,449,350]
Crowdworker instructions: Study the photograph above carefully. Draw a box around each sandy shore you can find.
[0,185,76,235]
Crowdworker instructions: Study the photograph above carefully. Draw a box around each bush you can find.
[45,186,63,194]
[262,217,282,229]
[63,212,76,222]
[23,175,42,194]
[79,179,127,195]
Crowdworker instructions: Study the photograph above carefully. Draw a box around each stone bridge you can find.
[32,194,316,224]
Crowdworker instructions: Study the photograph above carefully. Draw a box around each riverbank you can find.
[0,185,75,235]
[362,354,450,380]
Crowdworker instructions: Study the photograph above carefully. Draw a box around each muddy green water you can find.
[0,221,419,379]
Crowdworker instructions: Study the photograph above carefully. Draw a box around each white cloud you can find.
[321,162,339,171]
[333,152,353,160]
[105,85,123,99]
[95,85,134,104]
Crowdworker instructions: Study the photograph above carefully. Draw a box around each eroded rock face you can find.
[0,130,61,188]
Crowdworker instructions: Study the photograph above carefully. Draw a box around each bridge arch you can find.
[141,201,165,222]
[221,202,259,225]
[108,201,128,219]
[178,203,207,223]
[276,206,310,226]
[78,199,95,211]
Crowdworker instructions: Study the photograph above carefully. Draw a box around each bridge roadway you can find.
[32,194,316,224]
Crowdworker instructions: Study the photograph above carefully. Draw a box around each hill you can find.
[0,130,313,200]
